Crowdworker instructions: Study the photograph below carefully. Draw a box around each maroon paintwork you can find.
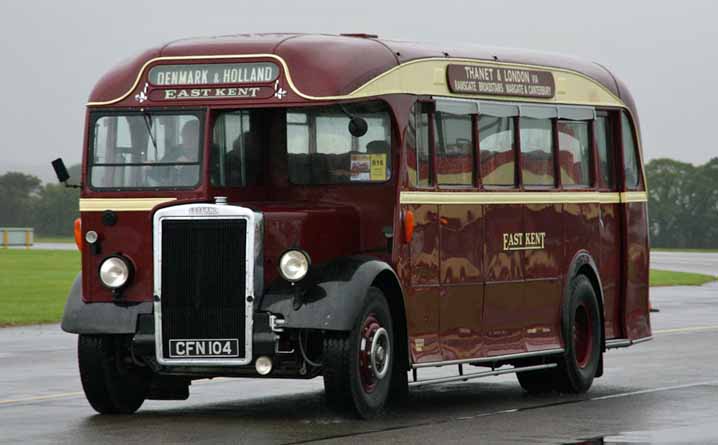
[80,34,650,366]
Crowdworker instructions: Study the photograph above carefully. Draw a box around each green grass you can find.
[652,248,718,253]
[650,269,717,287]
[33,235,75,244]
[0,249,80,326]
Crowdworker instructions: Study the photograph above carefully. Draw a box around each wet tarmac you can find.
[2,249,717,443]
[1,281,717,444]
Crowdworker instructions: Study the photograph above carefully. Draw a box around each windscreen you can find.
[90,112,202,189]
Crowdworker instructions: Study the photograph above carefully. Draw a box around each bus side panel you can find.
[523,203,563,351]
[562,202,601,341]
[483,203,526,356]
[623,201,651,339]
[439,204,484,360]
[598,202,623,339]
[406,203,442,363]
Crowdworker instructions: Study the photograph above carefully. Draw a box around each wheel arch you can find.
[564,251,606,354]
[370,269,409,371]
[260,256,408,343]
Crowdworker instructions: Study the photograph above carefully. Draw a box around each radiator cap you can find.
[214,196,228,205]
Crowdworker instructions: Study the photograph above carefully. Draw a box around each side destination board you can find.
[447,64,555,98]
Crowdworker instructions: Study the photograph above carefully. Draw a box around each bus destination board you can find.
[447,64,555,98]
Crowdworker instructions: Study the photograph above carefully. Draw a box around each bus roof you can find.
[88,33,639,119]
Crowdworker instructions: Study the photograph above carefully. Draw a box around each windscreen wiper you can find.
[142,110,159,153]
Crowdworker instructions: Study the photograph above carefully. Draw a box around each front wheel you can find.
[78,334,150,414]
[323,287,394,419]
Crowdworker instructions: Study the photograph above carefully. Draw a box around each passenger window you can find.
[479,115,515,186]
[435,111,473,186]
[520,117,554,186]
[595,115,615,189]
[415,109,432,187]
[211,110,263,187]
[621,113,641,189]
[558,121,591,186]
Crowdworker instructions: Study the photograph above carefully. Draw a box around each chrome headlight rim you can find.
[98,255,133,289]
[278,249,311,283]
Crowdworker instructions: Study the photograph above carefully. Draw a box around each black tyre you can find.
[78,334,149,414]
[554,275,602,393]
[516,367,555,394]
[323,287,394,419]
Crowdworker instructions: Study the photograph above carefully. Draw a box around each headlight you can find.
[99,256,131,289]
[279,249,310,282]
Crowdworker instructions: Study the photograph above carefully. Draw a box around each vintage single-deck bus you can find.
[55,33,651,418]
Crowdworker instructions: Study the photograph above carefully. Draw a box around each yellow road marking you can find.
[0,391,83,405]
[654,325,718,335]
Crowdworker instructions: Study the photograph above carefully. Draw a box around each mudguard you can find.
[259,256,401,331]
[61,273,153,334]
[563,251,606,354]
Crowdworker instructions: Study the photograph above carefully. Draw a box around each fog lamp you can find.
[278,249,310,282]
[85,230,98,244]
[99,256,131,289]
[255,356,273,375]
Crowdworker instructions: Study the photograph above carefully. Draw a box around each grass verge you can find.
[650,269,717,287]
[34,236,75,244]
[0,249,80,326]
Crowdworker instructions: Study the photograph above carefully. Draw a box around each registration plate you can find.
[169,339,239,358]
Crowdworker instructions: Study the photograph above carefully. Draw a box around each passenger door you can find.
[405,104,441,363]
[595,111,623,339]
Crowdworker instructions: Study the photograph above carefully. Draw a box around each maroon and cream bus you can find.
[55,33,651,418]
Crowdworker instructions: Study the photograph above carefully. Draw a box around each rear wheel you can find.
[78,334,150,414]
[323,287,394,418]
[554,275,602,393]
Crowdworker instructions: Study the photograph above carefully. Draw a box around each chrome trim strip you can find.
[153,203,257,367]
[409,363,557,387]
[412,348,565,369]
[605,336,653,350]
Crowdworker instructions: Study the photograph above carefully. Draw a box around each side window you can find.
[558,120,591,186]
[211,110,263,187]
[520,117,554,186]
[595,114,615,189]
[479,103,517,186]
[414,106,432,187]
[435,111,473,186]
[621,112,641,189]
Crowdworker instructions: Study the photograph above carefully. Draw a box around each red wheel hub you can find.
[358,313,389,393]
[573,303,593,368]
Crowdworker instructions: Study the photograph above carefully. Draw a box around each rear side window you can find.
[558,121,591,186]
[435,111,473,186]
[621,112,641,189]
[595,115,615,189]
[520,117,554,186]
[479,114,515,186]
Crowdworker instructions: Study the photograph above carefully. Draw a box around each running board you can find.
[412,348,565,369]
[606,336,653,350]
[409,363,557,388]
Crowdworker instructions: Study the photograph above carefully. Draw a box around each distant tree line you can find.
[647,157,718,249]
[0,165,80,237]
[0,158,716,245]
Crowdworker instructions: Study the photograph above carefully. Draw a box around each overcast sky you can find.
[0,0,715,182]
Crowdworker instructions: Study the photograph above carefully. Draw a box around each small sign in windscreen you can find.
[149,62,280,86]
